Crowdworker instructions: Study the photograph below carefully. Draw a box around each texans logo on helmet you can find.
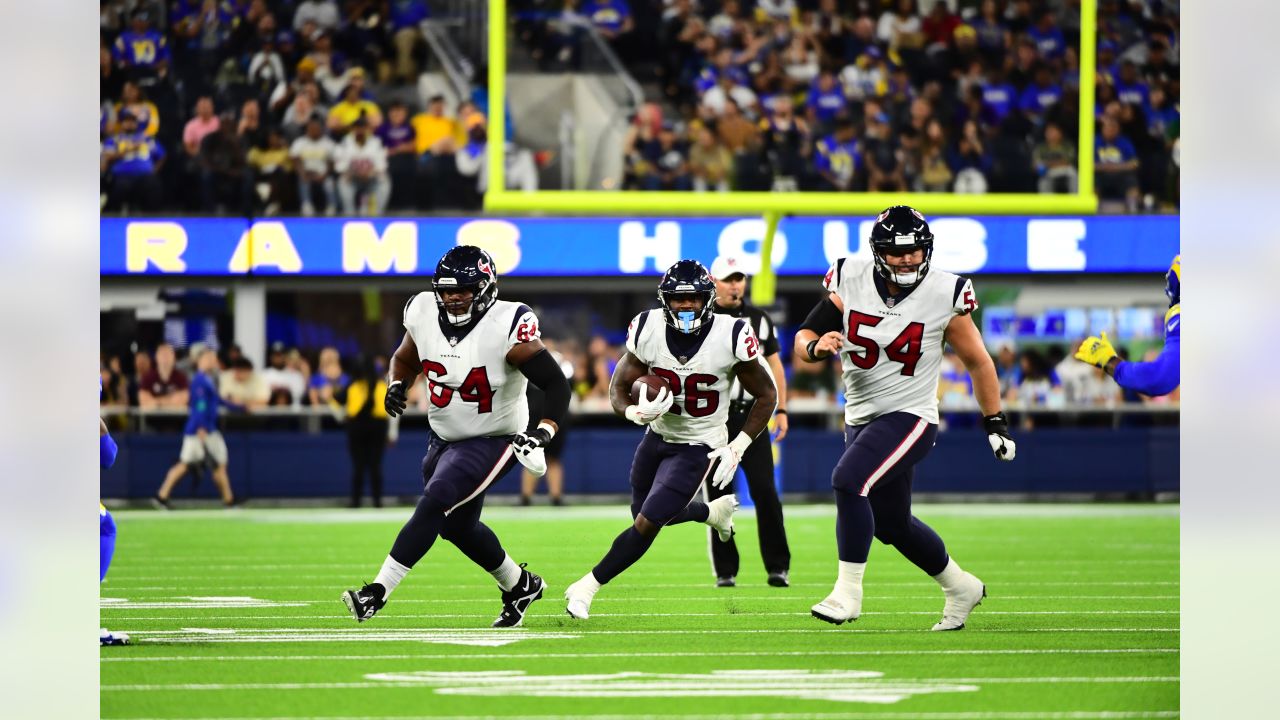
[477,258,492,278]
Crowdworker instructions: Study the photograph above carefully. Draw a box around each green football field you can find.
[100,503,1178,719]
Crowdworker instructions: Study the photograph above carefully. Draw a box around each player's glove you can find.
[511,423,554,477]
[706,432,753,490]
[983,412,1016,462]
[1074,332,1118,369]
[623,386,674,426]
[384,380,407,417]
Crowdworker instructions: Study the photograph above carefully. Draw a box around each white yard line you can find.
[104,677,1178,692]
[101,648,1180,663]
[104,707,1182,712]
[101,595,1180,603]
[101,609,1180,621]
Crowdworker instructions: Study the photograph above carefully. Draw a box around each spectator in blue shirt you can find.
[805,70,847,132]
[153,348,236,509]
[1018,64,1062,121]
[1114,60,1151,115]
[981,67,1018,122]
[969,0,1010,64]
[1027,10,1065,61]
[390,0,431,84]
[813,118,860,191]
[583,0,636,62]
[1095,116,1140,211]
[112,10,170,82]
[101,112,165,212]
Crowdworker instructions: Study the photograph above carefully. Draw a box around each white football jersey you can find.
[823,257,978,426]
[625,309,761,447]
[403,293,540,442]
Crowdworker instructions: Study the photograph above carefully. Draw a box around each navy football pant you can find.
[831,412,949,575]
[389,434,515,573]
[592,432,712,584]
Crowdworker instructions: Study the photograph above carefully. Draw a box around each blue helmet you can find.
[1164,254,1180,306]
[433,245,499,326]
[658,259,716,334]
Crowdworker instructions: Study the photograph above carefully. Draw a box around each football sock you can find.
[931,557,967,591]
[667,501,710,525]
[446,521,506,572]
[489,553,523,592]
[834,489,874,563]
[373,555,411,598]
[835,560,866,600]
[591,526,657,584]
[573,571,603,596]
[890,517,950,576]
[388,494,447,566]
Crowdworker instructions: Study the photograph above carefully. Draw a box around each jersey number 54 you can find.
[846,310,925,377]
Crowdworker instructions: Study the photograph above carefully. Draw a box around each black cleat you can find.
[716,576,736,588]
[342,582,386,622]
[492,564,545,627]
[767,570,790,588]
[150,495,172,511]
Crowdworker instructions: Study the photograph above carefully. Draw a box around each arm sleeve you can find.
[732,319,761,363]
[799,297,844,336]
[518,349,571,427]
[624,311,649,359]
[100,432,119,469]
[1113,334,1180,397]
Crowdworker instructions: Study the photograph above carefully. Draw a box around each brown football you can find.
[630,374,675,405]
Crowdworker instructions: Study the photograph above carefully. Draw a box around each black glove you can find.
[512,426,553,453]
[384,380,407,417]
[983,412,1017,461]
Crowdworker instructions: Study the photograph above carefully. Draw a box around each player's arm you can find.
[794,291,846,362]
[508,339,568,435]
[100,417,118,469]
[734,358,777,441]
[945,312,1016,461]
[609,351,648,418]
[383,330,420,417]
[1112,335,1180,396]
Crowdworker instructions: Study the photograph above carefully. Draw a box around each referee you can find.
[705,256,792,587]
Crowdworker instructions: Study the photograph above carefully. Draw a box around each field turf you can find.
[100,503,1178,719]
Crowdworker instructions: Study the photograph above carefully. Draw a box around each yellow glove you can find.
[1074,332,1118,369]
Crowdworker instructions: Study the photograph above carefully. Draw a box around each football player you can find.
[795,206,1016,630]
[100,385,128,646]
[1074,255,1180,396]
[563,260,778,619]
[342,246,572,628]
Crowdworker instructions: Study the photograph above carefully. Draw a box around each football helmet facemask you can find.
[658,259,716,334]
[433,245,499,326]
[869,205,935,288]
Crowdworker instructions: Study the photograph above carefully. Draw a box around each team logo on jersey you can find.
[885,297,896,308]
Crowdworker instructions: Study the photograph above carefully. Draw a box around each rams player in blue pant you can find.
[101,410,129,645]
[1075,255,1180,396]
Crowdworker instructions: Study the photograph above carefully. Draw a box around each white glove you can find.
[988,433,1017,462]
[512,423,553,477]
[623,385,674,426]
[706,432,753,490]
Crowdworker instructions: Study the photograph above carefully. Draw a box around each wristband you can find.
[727,431,753,458]
[774,409,787,415]
[536,421,557,440]
[805,338,821,362]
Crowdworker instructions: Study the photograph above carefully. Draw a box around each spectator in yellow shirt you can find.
[336,355,396,508]
[327,70,383,136]
[411,95,459,208]
[113,80,160,137]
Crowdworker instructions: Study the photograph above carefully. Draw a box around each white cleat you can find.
[811,591,861,625]
[705,494,739,542]
[932,572,986,631]
[564,577,598,620]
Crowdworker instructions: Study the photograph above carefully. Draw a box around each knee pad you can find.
[419,484,457,516]
[830,462,865,494]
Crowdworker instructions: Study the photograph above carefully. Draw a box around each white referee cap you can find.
[709,256,748,280]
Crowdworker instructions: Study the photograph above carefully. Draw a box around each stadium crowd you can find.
[519,0,1178,211]
[99,0,535,215]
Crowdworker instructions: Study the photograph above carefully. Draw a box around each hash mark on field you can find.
[101,648,1180,663]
